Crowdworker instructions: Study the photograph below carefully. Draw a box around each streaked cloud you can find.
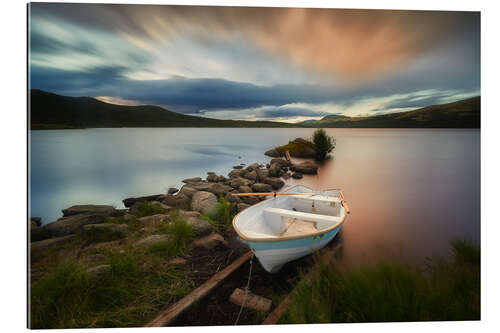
[28,3,480,122]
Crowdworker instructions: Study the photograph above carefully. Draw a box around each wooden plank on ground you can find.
[230,288,272,312]
[144,251,253,327]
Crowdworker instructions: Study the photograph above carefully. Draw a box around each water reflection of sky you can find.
[29,128,480,265]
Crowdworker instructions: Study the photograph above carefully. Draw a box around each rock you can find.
[162,193,191,209]
[268,163,281,177]
[256,168,269,181]
[228,169,246,179]
[229,177,253,188]
[252,183,273,192]
[62,205,117,217]
[150,201,172,210]
[168,187,179,194]
[30,220,39,229]
[270,158,292,167]
[278,170,286,177]
[182,177,202,184]
[34,213,108,240]
[136,214,168,227]
[123,213,135,221]
[30,217,42,227]
[85,253,107,264]
[264,148,281,157]
[87,265,111,279]
[216,175,227,182]
[238,185,253,193]
[206,172,218,182]
[185,216,213,236]
[178,210,202,218]
[135,234,172,247]
[237,203,251,212]
[225,192,242,204]
[245,163,261,171]
[230,288,272,312]
[233,165,244,169]
[123,194,163,208]
[191,191,218,215]
[264,177,285,190]
[82,223,129,234]
[292,172,303,179]
[244,170,258,181]
[192,234,229,251]
[178,185,198,198]
[206,182,233,196]
[168,257,188,266]
[241,195,259,205]
[294,161,318,174]
[282,173,291,180]
[30,234,75,251]
[84,240,121,251]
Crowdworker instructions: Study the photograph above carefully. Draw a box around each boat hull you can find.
[246,226,341,273]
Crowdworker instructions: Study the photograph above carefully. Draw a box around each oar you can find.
[235,192,315,197]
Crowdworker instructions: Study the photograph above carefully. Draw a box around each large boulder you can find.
[206,172,218,182]
[192,234,229,251]
[123,194,163,208]
[228,169,246,179]
[191,191,218,215]
[241,195,259,205]
[237,203,251,212]
[31,234,75,251]
[162,193,191,209]
[244,170,258,182]
[185,216,213,236]
[62,205,117,217]
[30,217,42,227]
[82,223,129,234]
[264,177,285,190]
[168,188,179,194]
[225,192,242,204]
[206,182,233,196]
[264,148,281,157]
[238,185,253,193]
[252,183,273,192]
[245,163,261,171]
[33,213,108,241]
[135,234,172,247]
[182,177,202,184]
[293,161,318,174]
[270,158,292,167]
[256,168,269,181]
[268,163,281,177]
[136,214,169,227]
[178,185,198,198]
[229,177,253,188]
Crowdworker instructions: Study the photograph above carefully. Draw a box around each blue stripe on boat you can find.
[246,226,341,251]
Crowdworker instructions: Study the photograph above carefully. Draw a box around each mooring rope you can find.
[234,253,254,325]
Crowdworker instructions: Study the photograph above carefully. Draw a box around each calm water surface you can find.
[29,128,480,264]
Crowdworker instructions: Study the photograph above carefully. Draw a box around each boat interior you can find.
[235,187,345,239]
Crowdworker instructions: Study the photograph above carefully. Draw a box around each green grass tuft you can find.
[133,201,167,218]
[203,196,233,233]
[283,240,480,324]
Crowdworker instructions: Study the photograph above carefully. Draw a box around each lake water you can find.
[29,128,480,264]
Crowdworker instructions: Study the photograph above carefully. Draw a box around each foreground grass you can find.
[30,206,197,329]
[283,240,480,323]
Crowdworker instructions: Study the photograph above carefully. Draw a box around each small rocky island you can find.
[29,142,322,328]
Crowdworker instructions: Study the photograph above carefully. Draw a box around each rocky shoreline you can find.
[30,155,318,243]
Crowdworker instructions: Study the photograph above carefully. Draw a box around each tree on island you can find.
[312,128,335,160]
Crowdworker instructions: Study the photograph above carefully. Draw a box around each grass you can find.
[30,246,194,328]
[275,140,315,156]
[150,212,195,257]
[202,197,233,234]
[282,240,480,323]
[133,201,168,218]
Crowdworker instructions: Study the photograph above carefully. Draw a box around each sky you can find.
[29,3,480,123]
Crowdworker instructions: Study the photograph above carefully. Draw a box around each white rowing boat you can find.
[232,185,349,273]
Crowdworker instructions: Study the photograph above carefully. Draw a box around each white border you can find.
[1,0,498,332]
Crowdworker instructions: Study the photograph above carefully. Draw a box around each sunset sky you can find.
[29,3,480,122]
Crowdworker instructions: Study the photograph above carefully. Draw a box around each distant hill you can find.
[30,90,480,129]
[29,90,298,129]
[299,97,480,128]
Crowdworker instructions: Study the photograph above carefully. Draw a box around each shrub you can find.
[133,201,167,218]
[312,128,335,160]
